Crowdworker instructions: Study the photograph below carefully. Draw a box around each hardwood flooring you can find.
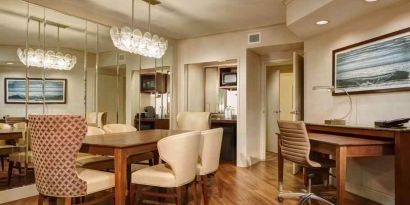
[2,153,381,205]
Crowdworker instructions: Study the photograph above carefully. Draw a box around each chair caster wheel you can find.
[277,196,284,202]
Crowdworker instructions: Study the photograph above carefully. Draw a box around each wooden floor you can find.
[3,153,380,205]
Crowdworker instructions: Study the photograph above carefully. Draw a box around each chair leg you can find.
[191,182,198,205]
[64,197,72,205]
[130,184,136,205]
[176,186,182,205]
[201,175,209,205]
[7,161,14,186]
[37,194,45,205]
[0,156,4,171]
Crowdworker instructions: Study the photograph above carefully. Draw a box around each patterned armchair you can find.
[29,115,115,205]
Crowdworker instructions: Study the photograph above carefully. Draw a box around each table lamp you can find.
[312,85,352,125]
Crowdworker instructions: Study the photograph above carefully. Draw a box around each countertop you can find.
[306,122,410,132]
[211,116,237,124]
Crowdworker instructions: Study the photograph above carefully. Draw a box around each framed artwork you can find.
[333,27,410,95]
[5,78,67,104]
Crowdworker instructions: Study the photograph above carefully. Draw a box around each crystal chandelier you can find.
[17,23,77,70]
[110,0,168,59]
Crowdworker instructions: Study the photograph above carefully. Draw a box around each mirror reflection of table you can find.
[80,129,189,205]
[0,128,24,141]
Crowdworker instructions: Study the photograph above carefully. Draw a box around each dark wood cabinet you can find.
[211,119,237,163]
[134,118,169,130]
[140,73,168,93]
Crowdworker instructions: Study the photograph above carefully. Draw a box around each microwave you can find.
[221,72,237,86]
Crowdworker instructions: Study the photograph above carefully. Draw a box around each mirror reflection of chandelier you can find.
[110,0,168,59]
[17,20,77,71]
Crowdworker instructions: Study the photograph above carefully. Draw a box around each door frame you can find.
[260,58,292,161]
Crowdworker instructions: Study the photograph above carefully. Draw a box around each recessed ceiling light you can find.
[316,20,329,25]
[364,0,378,2]
[5,62,15,65]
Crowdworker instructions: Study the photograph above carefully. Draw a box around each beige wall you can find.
[177,24,302,167]
[304,2,410,204]
[186,63,205,112]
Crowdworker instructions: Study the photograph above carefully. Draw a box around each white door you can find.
[292,52,304,121]
[266,69,280,153]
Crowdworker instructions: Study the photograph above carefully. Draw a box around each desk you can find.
[80,129,188,205]
[306,123,410,205]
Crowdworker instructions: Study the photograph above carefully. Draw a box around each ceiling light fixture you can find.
[5,62,15,65]
[17,21,76,70]
[364,0,378,2]
[110,0,168,59]
[316,20,329,25]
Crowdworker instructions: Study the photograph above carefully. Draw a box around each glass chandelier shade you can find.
[110,27,168,59]
[17,48,77,70]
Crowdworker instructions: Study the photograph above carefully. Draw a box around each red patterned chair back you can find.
[29,114,88,197]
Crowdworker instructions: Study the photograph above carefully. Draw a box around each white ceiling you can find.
[28,0,287,40]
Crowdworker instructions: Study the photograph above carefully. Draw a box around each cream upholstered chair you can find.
[0,123,17,171]
[176,112,210,131]
[7,122,31,186]
[30,114,115,205]
[86,112,107,128]
[277,120,334,205]
[196,128,224,204]
[130,131,201,205]
[103,123,137,133]
[76,126,114,170]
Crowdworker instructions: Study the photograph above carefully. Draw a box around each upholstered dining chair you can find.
[176,112,211,131]
[7,122,31,186]
[0,123,17,171]
[103,123,137,133]
[196,128,224,204]
[30,114,115,205]
[277,120,334,205]
[129,131,201,205]
[76,126,114,170]
[86,112,107,128]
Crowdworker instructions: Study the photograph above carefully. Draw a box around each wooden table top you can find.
[82,129,190,148]
[0,128,24,134]
[309,133,394,146]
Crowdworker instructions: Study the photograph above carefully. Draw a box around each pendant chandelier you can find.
[110,0,168,59]
[17,22,77,71]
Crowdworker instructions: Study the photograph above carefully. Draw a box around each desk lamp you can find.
[312,85,352,125]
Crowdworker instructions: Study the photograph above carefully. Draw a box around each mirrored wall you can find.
[0,0,173,191]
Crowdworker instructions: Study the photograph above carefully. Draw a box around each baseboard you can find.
[0,184,38,204]
[346,183,394,205]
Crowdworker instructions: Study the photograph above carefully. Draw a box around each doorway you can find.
[265,64,293,153]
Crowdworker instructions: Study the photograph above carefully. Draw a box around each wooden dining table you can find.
[80,129,189,205]
[0,128,24,140]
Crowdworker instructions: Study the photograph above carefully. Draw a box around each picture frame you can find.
[4,78,67,104]
[333,27,410,95]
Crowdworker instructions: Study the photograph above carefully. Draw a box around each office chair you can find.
[277,120,335,205]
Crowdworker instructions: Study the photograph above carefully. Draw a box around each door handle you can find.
[290,110,301,115]
[273,110,281,114]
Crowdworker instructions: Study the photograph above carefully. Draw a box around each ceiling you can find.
[28,0,287,40]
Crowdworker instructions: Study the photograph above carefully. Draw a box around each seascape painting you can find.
[5,78,66,104]
[334,28,410,94]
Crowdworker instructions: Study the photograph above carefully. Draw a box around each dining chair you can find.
[76,126,114,170]
[86,112,107,128]
[129,131,201,205]
[7,122,31,186]
[0,123,16,171]
[103,123,137,133]
[30,114,115,205]
[176,112,211,131]
[196,128,224,204]
[277,120,335,205]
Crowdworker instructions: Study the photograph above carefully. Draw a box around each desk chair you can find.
[277,120,334,205]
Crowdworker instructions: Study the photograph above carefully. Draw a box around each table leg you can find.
[114,148,128,205]
[336,146,347,205]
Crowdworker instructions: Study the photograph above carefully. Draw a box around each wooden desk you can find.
[80,129,188,205]
[306,123,410,205]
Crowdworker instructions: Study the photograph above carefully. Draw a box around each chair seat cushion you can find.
[77,168,115,194]
[9,151,32,163]
[131,164,176,188]
[196,163,217,176]
[0,145,19,155]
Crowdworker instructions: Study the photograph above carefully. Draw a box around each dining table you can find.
[80,129,189,205]
[0,128,24,141]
